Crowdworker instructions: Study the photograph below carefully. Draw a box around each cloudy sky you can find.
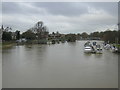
[2,2,118,34]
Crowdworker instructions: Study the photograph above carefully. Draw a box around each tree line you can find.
[77,30,119,44]
[1,21,120,44]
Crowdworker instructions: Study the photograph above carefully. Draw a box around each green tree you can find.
[81,32,88,39]
[15,30,20,40]
[2,31,12,41]
[22,30,36,40]
[90,32,99,37]
[103,30,117,43]
[2,26,12,41]
[65,34,76,42]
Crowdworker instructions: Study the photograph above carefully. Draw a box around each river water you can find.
[2,40,118,88]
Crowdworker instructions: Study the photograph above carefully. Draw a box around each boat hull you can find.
[84,46,93,53]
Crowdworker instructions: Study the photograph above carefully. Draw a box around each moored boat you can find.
[84,46,93,53]
[84,41,91,47]
[84,41,96,53]
[95,45,103,54]
[104,44,111,50]
[92,42,97,46]
[110,46,118,53]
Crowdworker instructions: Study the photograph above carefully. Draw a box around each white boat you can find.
[84,41,91,47]
[104,44,111,50]
[84,46,93,53]
[96,48,103,54]
[84,41,96,53]
[110,46,118,53]
[95,45,103,54]
[92,42,97,46]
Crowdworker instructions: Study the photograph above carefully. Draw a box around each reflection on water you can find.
[2,41,118,88]
[84,53,93,57]
[94,54,103,58]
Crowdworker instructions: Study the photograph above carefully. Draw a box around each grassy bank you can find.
[112,44,120,48]
[116,44,120,48]
[2,42,16,49]
[2,40,48,49]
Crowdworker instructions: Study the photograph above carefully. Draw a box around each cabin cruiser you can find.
[95,44,103,54]
[84,41,96,53]
[104,44,111,50]
[92,42,97,46]
[84,46,93,53]
[110,45,118,53]
[84,41,91,47]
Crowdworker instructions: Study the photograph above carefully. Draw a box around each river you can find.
[2,40,118,88]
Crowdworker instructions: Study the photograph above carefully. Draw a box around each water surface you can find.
[3,41,118,88]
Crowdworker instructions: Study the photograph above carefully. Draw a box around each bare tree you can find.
[32,21,49,43]
[4,26,12,32]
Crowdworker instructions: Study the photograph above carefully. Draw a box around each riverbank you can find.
[2,40,49,49]
[2,42,16,49]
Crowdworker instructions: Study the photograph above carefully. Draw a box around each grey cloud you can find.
[32,2,118,17]
[2,2,46,15]
[1,2,118,33]
[2,2,117,17]
[2,2,22,14]
[87,2,118,16]
[29,2,89,16]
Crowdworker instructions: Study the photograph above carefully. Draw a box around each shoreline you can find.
[2,40,120,51]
